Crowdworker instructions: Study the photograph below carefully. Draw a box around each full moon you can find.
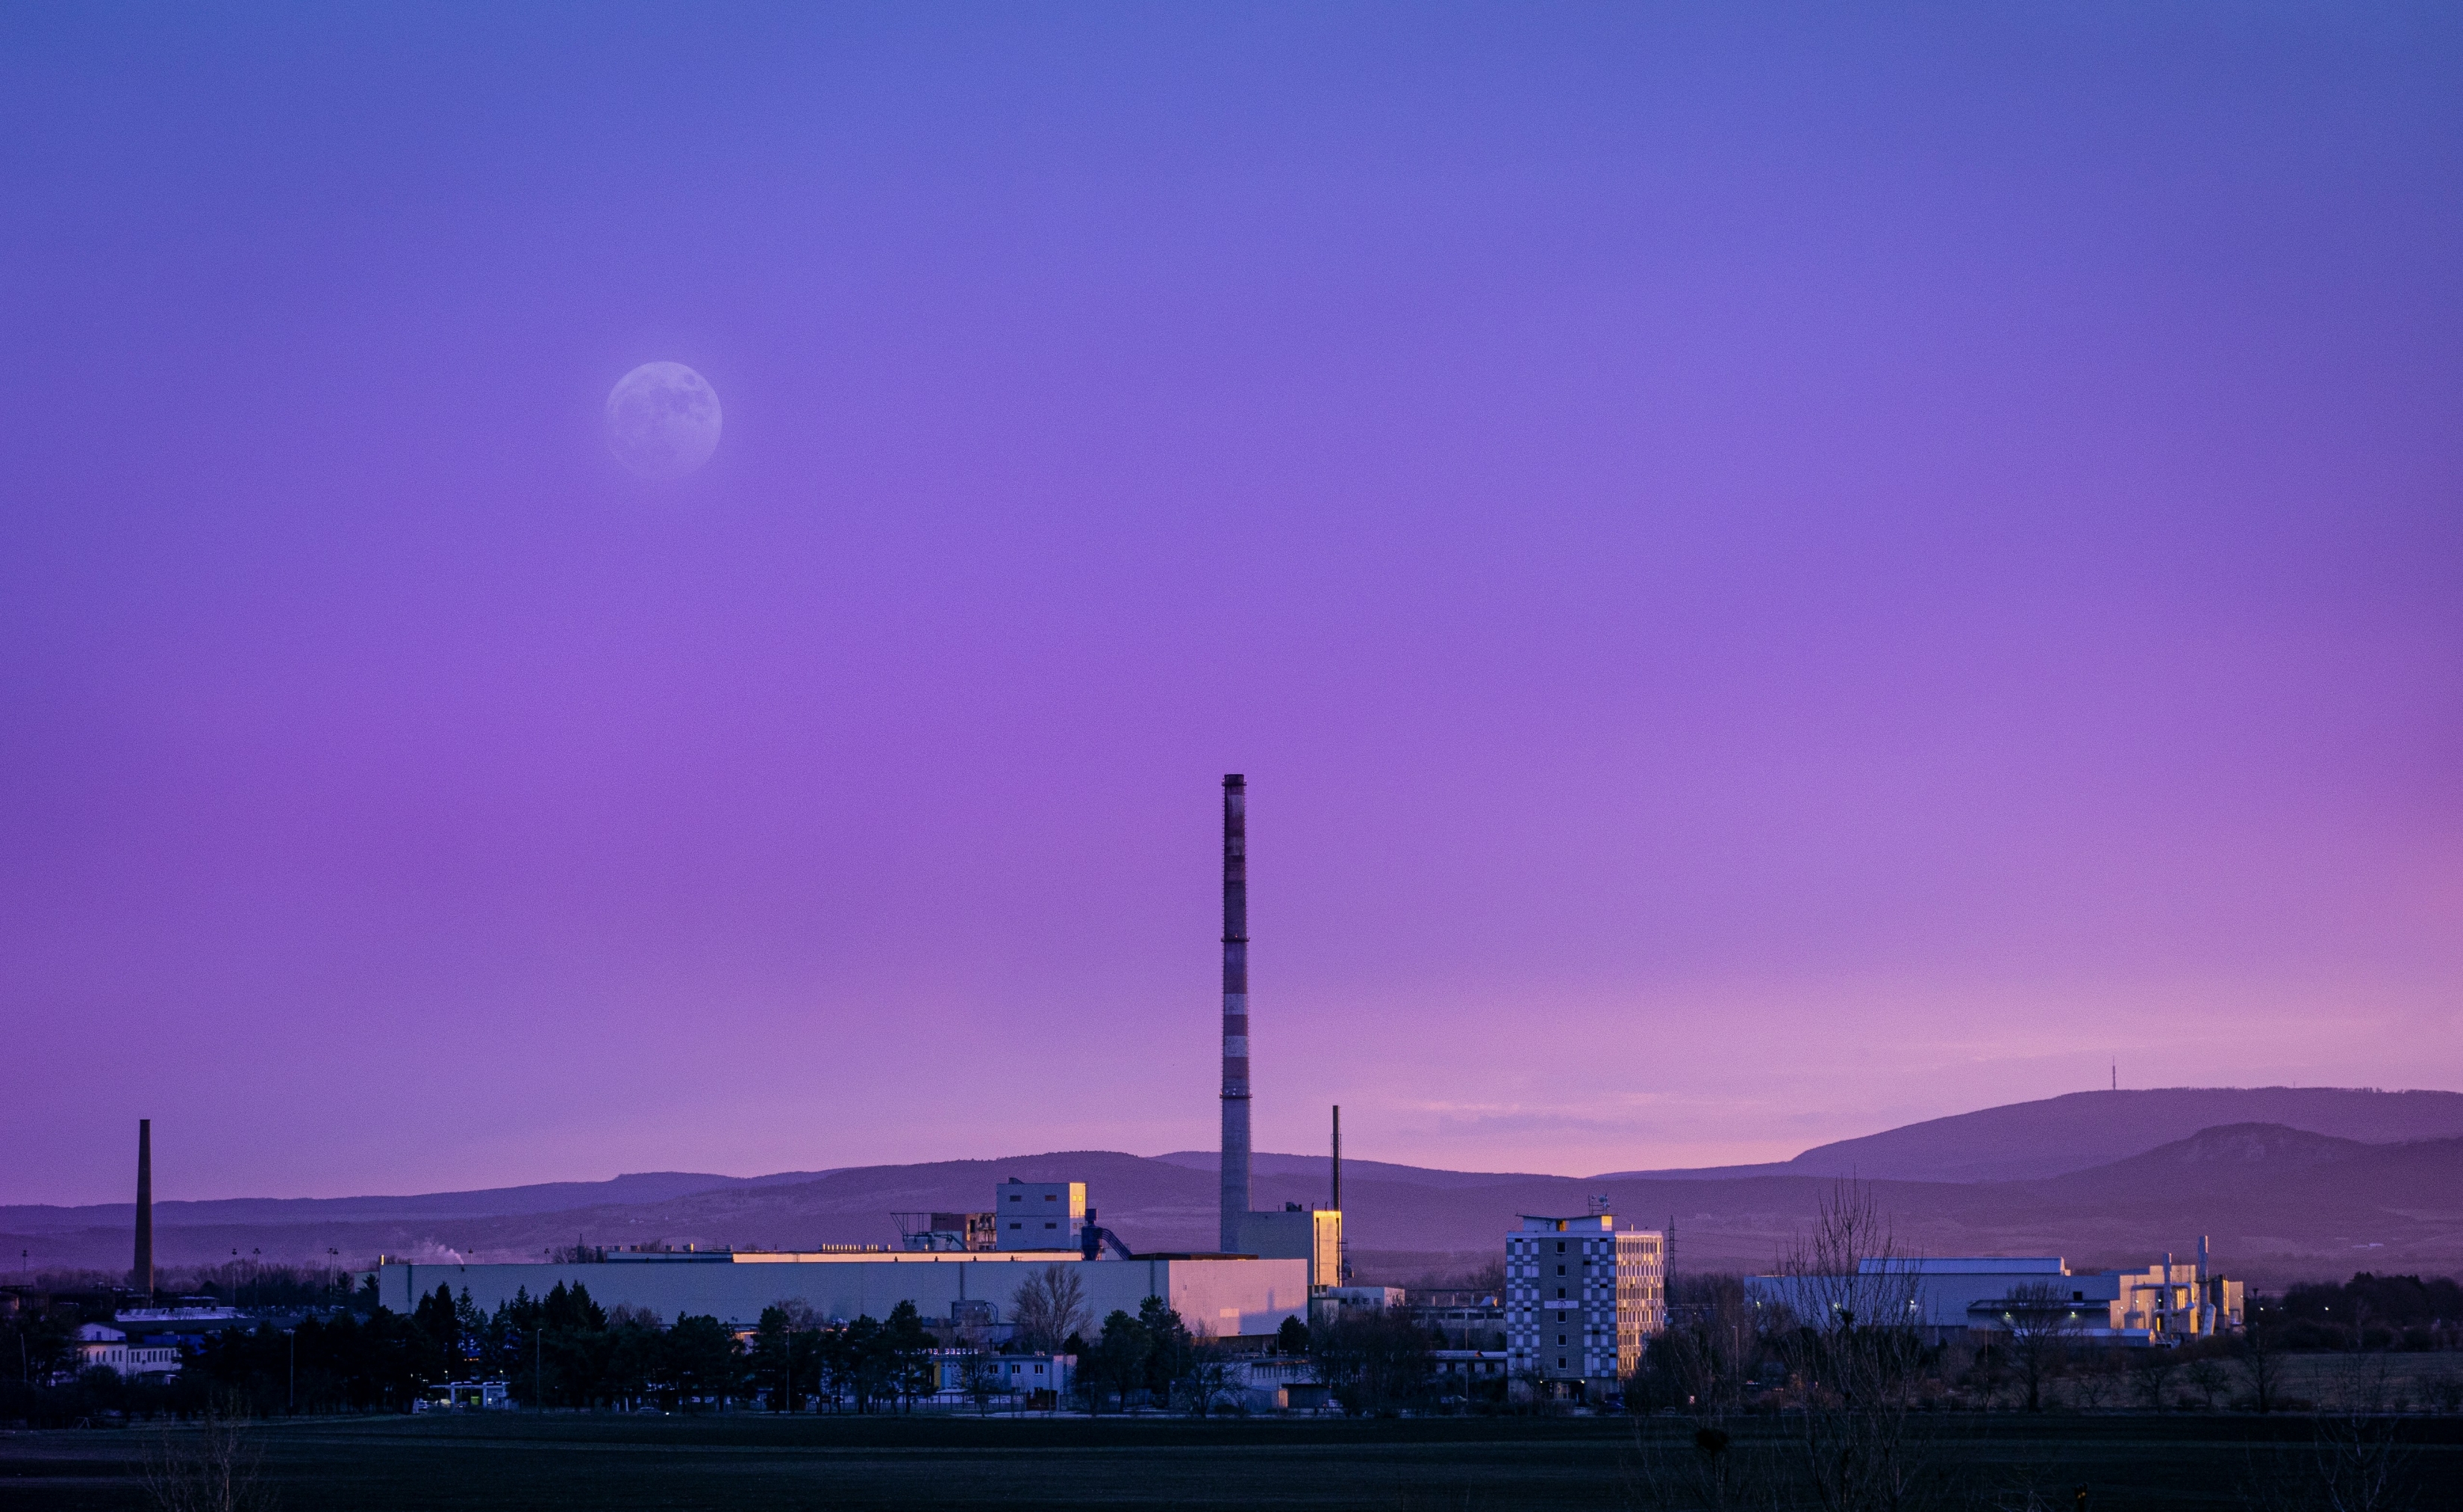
[605,362,722,479]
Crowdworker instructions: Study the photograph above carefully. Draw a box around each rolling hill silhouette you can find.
[10,1088,2458,1285]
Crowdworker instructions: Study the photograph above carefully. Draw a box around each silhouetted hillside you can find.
[0,1169,840,1234]
[13,1092,2461,1286]
[1606,1087,2463,1184]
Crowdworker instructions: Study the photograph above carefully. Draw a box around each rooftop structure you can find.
[993,1179,1085,1251]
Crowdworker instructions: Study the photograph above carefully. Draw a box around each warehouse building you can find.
[369,1176,1309,1339]
[1743,1243,2244,1345]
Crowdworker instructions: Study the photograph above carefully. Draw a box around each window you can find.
[1556,1242,1566,1254]
[1556,1264,1566,1275]
[1044,1221,1056,1229]
[1558,1334,1566,1346]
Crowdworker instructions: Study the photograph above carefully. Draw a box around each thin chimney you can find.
[1220,774,1251,1252]
[1332,1105,1341,1213]
[134,1119,154,1297]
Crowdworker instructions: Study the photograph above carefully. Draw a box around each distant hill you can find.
[0,1169,843,1235]
[1603,1087,2463,1184]
[12,1090,2461,1287]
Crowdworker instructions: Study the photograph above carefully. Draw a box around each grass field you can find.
[4,1411,2462,1512]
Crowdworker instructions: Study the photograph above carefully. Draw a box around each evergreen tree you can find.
[750,1306,796,1411]
[1092,1309,1152,1412]
[664,1315,742,1409]
[886,1300,935,1411]
[1137,1296,1195,1406]
[843,1315,887,1412]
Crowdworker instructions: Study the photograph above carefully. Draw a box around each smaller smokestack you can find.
[1331,1105,1341,1213]
[134,1119,154,1298]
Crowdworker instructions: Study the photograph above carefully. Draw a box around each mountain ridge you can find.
[12,1090,2462,1285]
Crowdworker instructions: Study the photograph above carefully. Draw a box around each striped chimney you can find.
[1220,774,1251,1252]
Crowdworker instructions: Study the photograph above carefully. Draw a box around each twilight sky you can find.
[4,4,2459,1207]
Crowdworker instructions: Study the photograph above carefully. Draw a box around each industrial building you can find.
[1216,775,1346,1286]
[993,1180,1086,1250]
[372,1176,1311,1336]
[75,1322,182,1379]
[1742,1243,2244,1346]
[1504,1210,1667,1401]
[369,776,1343,1339]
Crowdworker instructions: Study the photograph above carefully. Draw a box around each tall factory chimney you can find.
[1220,774,1251,1252]
[1331,1105,1341,1213]
[134,1118,154,1297]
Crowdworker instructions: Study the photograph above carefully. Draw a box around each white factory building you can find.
[1743,1247,2244,1345]
[370,781,1341,1350]
[369,1178,1313,1339]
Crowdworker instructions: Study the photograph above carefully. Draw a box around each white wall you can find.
[375,1255,1307,1337]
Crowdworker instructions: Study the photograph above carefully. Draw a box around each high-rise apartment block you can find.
[1505,1213,1665,1399]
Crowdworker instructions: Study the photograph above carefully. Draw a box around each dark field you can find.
[5,1412,2462,1511]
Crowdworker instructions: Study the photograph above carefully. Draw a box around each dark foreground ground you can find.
[5,1411,2461,1512]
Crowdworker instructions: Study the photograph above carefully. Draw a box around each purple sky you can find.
[5,6,2459,1206]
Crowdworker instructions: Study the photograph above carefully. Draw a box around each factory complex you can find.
[84,776,2255,1411]
[1744,1248,2245,1347]
[372,778,1390,1349]
[372,1231,1311,1343]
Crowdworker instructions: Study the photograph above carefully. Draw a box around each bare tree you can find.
[955,1331,1005,1417]
[2184,1355,2229,1411]
[1623,1421,1778,1512]
[2238,1306,2286,1415]
[1767,1180,1936,1512]
[2303,1343,2413,1512]
[1651,1274,1760,1417]
[2127,1345,2179,1412]
[2067,1349,2120,1411]
[140,1395,273,1512]
[1178,1341,1240,1419]
[1009,1266,1088,1355]
[1995,1282,2082,1413]
[1310,1308,1433,1416]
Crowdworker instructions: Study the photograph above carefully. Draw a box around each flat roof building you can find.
[1745,1248,2244,1345]
[370,1250,1305,1340]
[369,1176,1305,1341]
[1505,1212,1665,1402]
[993,1180,1086,1252]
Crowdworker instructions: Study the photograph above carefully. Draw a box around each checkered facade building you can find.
[1505,1213,1665,1396]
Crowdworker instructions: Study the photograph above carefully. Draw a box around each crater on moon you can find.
[605,362,721,479]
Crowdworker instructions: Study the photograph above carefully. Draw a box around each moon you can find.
[605,362,722,479]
